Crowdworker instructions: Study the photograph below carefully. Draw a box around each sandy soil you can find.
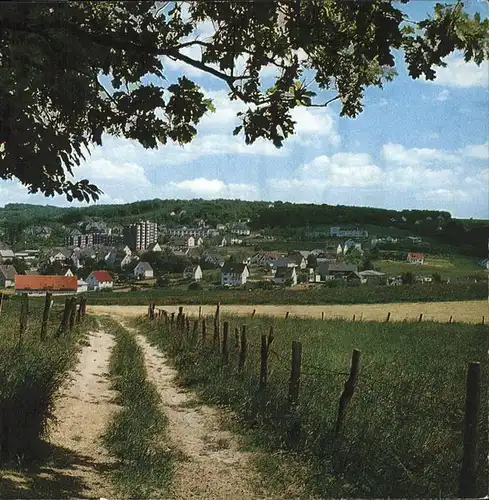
[2,329,119,499]
[129,328,269,499]
[90,300,488,325]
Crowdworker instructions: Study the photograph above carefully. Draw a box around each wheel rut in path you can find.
[1,329,119,499]
[127,324,272,499]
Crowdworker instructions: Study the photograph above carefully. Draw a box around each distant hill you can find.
[0,199,487,256]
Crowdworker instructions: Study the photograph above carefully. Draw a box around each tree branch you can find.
[308,95,341,107]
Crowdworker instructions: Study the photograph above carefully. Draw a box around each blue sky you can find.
[1,1,488,218]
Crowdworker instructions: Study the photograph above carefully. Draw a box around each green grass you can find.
[376,255,487,281]
[0,295,94,464]
[135,314,488,498]
[101,318,174,498]
[87,281,487,306]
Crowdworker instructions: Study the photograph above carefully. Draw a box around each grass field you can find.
[376,255,487,280]
[135,313,489,498]
[85,281,487,306]
[0,295,93,463]
[90,299,488,324]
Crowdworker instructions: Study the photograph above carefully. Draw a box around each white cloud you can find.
[299,153,382,187]
[459,141,489,160]
[79,158,151,185]
[169,178,259,200]
[382,142,460,166]
[435,89,450,102]
[423,53,489,88]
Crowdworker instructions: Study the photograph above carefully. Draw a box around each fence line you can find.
[148,301,483,493]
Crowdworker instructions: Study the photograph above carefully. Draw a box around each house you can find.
[64,269,74,277]
[343,240,363,254]
[274,266,297,286]
[0,248,15,262]
[202,251,224,267]
[86,271,114,291]
[329,227,368,238]
[250,252,283,266]
[317,261,358,281]
[134,262,154,279]
[271,258,297,270]
[221,262,249,286]
[170,236,195,248]
[15,275,78,296]
[221,234,243,246]
[0,265,17,288]
[77,279,88,294]
[172,249,190,258]
[407,252,425,265]
[480,259,489,269]
[288,252,307,269]
[358,270,387,285]
[183,265,203,281]
[146,242,162,252]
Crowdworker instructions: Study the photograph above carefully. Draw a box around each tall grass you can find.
[89,281,487,306]
[101,318,174,498]
[135,313,488,498]
[0,296,93,463]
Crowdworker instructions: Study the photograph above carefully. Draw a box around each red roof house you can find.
[406,252,425,265]
[15,275,78,295]
[86,270,114,291]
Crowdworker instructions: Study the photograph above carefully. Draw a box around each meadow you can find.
[87,281,487,306]
[135,312,488,498]
[376,255,487,281]
[0,294,93,464]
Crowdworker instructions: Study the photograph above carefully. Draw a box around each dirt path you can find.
[2,329,119,499]
[120,323,270,499]
[90,299,488,325]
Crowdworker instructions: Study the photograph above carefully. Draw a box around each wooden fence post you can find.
[321,311,324,320]
[335,349,361,437]
[458,362,481,498]
[449,315,453,324]
[352,314,355,322]
[81,296,87,320]
[19,293,29,342]
[238,325,247,372]
[170,312,175,331]
[0,292,4,315]
[186,316,190,336]
[214,302,220,345]
[418,313,423,322]
[252,309,256,318]
[40,291,52,341]
[76,298,82,324]
[59,297,71,335]
[198,305,202,319]
[259,334,268,390]
[386,312,391,323]
[482,316,485,326]
[285,311,289,320]
[234,327,240,349]
[288,341,302,405]
[69,297,77,330]
[177,306,184,332]
[222,321,229,365]
[201,318,207,344]
[192,319,198,343]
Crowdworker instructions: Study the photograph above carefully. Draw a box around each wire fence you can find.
[147,301,483,498]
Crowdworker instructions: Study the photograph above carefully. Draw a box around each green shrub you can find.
[0,296,92,463]
[188,281,203,290]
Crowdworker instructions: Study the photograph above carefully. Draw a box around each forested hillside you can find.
[0,199,487,256]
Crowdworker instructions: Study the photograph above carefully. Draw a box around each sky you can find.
[1,1,488,219]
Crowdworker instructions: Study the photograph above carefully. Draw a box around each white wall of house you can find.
[221,272,247,286]
[86,274,113,290]
[134,263,154,279]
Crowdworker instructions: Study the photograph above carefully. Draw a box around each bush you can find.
[156,276,170,287]
[188,281,203,290]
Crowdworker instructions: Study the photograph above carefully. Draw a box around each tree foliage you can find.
[1,1,487,201]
